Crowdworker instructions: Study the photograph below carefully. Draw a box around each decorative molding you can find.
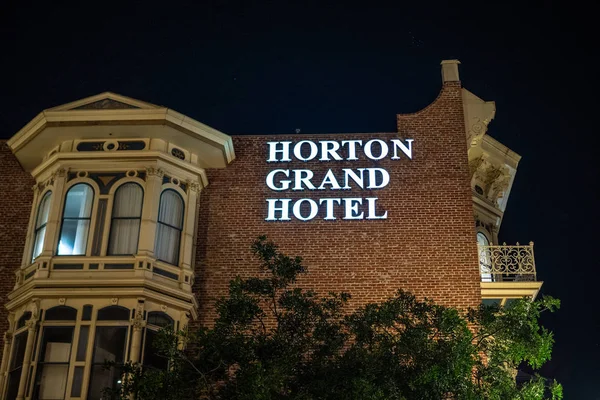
[58,298,66,305]
[187,181,201,192]
[111,297,119,305]
[72,98,140,110]
[146,167,165,178]
[132,303,146,331]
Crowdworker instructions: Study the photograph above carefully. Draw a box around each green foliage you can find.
[114,236,561,400]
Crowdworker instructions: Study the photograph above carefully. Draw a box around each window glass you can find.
[5,331,28,400]
[147,312,173,328]
[154,190,184,265]
[17,311,32,329]
[108,183,143,255]
[76,326,89,361]
[70,366,85,397]
[32,191,52,262]
[142,329,169,370]
[88,326,127,400]
[97,306,130,321]
[32,326,73,400]
[58,184,94,255]
[44,306,77,321]
[477,232,493,282]
[82,304,93,321]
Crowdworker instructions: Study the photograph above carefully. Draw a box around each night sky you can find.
[2,1,598,397]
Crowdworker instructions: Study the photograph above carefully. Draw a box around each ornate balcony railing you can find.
[478,242,537,282]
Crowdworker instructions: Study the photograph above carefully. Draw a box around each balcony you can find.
[478,242,542,303]
[478,242,537,282]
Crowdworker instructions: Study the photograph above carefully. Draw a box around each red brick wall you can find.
[194,82,481,325]
[0,142,34,335]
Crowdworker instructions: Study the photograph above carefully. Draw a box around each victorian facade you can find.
[0,60,541,399]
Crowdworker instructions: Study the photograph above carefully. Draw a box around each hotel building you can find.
[0,60,540,399]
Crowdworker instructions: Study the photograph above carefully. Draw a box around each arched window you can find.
[108,183,143,255]
[32,191,52,262]
[45,306,78,321]
[58,184,94,255]
[154,190,184,265]
[97,306,130,321]
[477,232,493,282]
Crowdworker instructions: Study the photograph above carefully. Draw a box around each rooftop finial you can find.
[441,59,461,83]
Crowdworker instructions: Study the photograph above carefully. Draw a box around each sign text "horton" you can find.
[265,138,414,221]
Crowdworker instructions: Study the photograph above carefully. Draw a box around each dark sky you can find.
[2,0,598,397]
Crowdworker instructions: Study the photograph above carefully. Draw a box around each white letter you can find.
[293,140,319,162]
[364,139,388,160]
[343,198,364,220]
[266,169,291,191]
[292,198,319,221]
[366,197,387,219]
[366,168,390,189]
[318,169,342,190]
[266,199,292,221]
[292,170,316,191]
[342,168,365,189]
[319,198,341,220]
[341,140,363,160]
[390,138,414,160]
[319,141,343,161]
[267,141,292,162]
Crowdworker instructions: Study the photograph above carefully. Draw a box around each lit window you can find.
[32,191,52,262]
[107,183,143,255]
[58,184,94,255]
[477,232,493,282]
[154,190,184,265]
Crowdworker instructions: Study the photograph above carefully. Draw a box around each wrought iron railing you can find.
[478,242,537,282]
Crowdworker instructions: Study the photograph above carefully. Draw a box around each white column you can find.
[0,332,13,398]
[138,168,163,257]
[42,168,68,257]
[181,182,200,271]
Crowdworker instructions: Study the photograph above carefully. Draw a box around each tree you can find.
[113,236,562,399]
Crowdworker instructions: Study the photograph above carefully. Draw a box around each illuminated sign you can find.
[265,138,413,221]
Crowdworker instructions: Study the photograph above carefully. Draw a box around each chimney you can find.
[441,59,461,83]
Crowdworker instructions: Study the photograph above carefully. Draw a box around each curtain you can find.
[32,192,52,261]
[108,183,143,255]
[59,184,93,255]
[154,190,184,265]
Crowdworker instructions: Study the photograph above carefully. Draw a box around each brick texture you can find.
[0,142,34,336]
[194,82,481,326]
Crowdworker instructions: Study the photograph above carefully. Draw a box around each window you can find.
[97,306,130,321]
[31,326,74,400]
[58,184,94,255]
[5,331,29,400]
[143,312,174,370]
[108,183,143,255]
[154,190,184,265]
[477,232,493,282]
[32,191,52,262]
[87,326,128,399]
[44,306,77,321]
